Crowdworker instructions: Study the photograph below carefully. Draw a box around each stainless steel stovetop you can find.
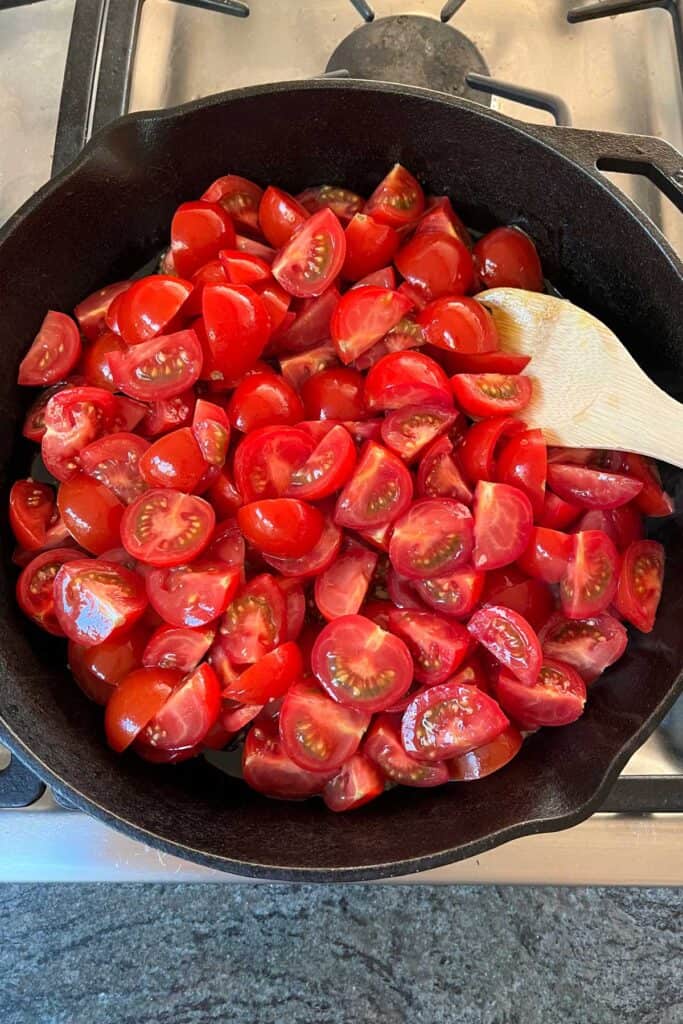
[0,0,681,883]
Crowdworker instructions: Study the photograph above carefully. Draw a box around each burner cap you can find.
[326,14,490,103]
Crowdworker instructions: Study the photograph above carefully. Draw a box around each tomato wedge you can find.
[139,663,221,751]
[331,287,412,364]
[448,724,523,781]
[223,641,303,703]
[560,529,619,619]
[389,498,474,580]
[381,404,456,462]
[467,604,542,687]
[546,463,643,510]
[242,715,332,800]
[279,679,371,773]
[451,373,532,418]
[219,573,286,664]
[145,562,240,628]
[396,232,474,302]
[414,567,485,619]
[482,565,554,633]
[517,526,572,584]
[237,498,324,558]
[233,425,314,502]
[117,275,193,346]
[54,558,148,647]
[416,435,472,504]
[335,441,414,530]
[363,163,425,228]
[105,667,181,753]
[614,539,664,633]
[18,311,82,386]
[323,753,384,812]
[298,184,363,222]
[258,186,309,248]
[473,481,533,570]
[539,611,627,683]
[143,624,215,672]
[364,714,449,787]
[272,208,346,298]
[363,351,452,412]
[201,174,263,233]
[285,424,356,501]
[314,537,378,621]
[401,681,509,761]
[42,385,119,482]
[342,213,400,281]
[9,480,59,551]
[388,608,470,685]
[121,489,215,567]
[494,660,586,729]
[75,281,130,341]
[473,225,544,292]
[228,371,303,433]
[110,329,203,401]
[16,547,82,635]
[262,517,343,579]
[202,284,270,384]
[496,428,547,517]
[57,473,125,555]
[171,200,235,278]
[69,625,147,705]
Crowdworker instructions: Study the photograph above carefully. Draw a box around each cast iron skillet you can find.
[0,81,682,881]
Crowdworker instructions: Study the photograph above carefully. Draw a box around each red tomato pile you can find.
[11,164,671,812]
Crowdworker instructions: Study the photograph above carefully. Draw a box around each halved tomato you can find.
[496,428,547,518]
[285,424,357,502]
[41,386,118,481]
[396,232,474,302]
[139,427,207,492]
[237,498,324,558]
[110,329,203,401]
[16,547,82,635]
[18,311,82,387]
[331,287,412,364]
[389,498,473,580]
[473,226,544,291]
[138,662,221,752]
[272,208,346,299]
[297,184,363,222]
[381,404,455,462]
[414,567,485,619]
[223,641,303,703]
[69,625,147,705]
[473,481,533,570]
[363,714,449,787]
[201,174,263,234]
[117,275,193,346]
[258,186,309,248]
[300,366,367,421]
[335,441,413,530]
[416,435,472,504]
[388,608,470,685]
[242,715,332,800]
[546,463,643,510]
[448,724,523,781]
[417,295,498,354]
[342,213,400,281]
[363,163,425,228]
[121,489,215,567]
[54,558,148,646]
[228,372,303,433]
[517,526,572,584]
[452,373,532,418]
[323,753,384,812]
[262,518,342,579]
[614,539,664,633]
[314,537,378,621]
[560,529,619,619]
[279,679,370,773]
[171,200,235,279]
[363,350,452,412]
[57,474,124,555]
[312,614,413,713]
[279,342,339,391]
[494,659,586,728]
[202,284,270,383]
[219,573,286,664]
[458,415,524,485]
[145,561,240,628]
[467,604,542,687]
[401,681,509,761]
[75,281,130,341]
[104,666,181,753]
[233,425,314,502]
[143,623,215,672]
[539,611,627,683]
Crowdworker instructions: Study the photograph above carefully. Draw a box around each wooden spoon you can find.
[478,288,683,468]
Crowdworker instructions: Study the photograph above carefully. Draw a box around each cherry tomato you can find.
[233,425,314,501]
[300,366,367,421]
[389,498,473,580]
[138,662,221,751]
[437,350,530,376]
[353,315,426,372]
[57,473,124,555]
[69,625,147,705]
[143,623,215,672]
[258,186,309,248]
[396,232,474,302]
[473,226,543,291]
[414,567,485,619]
[139,390,194,438]
[297,185,363,222]
[539,611,627,683]
[417,195,471,247]
[364,163,424,228]
[242,715,332,800]
[184,260,229,318]
[381,404,456,462]
[218,250,271,288]
[9,480,59,551]
[482,565,554,633]
[314,537,378,621]
[189,398,230,467]
[560,529,619,619]
[16,547,82,635]
[205,516,245,570]
[121,489,215,566]
[615,453,674,517]
[202,284,270,384]
[335,441,413,530]
[279,342,339,391]
[105,289,129,334]
[388,608,470,685]
[235,234,275,262]
[416,435,472,505]
[495,428,547,518]
[263,518,343,579]
[237,498,324,558]
[280,679,370,773]
[18,311,82,386]
[342,213,400,281]
[452,373,532,419]
[224,641,303,704]
[538,489,582,531]
[448,724,523,781]
[275,577,305,642]
[473,481,533,570]
[273,286,339,352]
[110,329,203,401]
[22,382,75,443]
[417,295,497,354]
[401,681,508,761]
[312,614,413,713]
[458,415,524,484]
[272,208,346,299]
[79,432,149,505]
[54,558,147,646]
[385,566,424,611]
[171,200,235,279]
[331,287,412,365]
[517,526,572,584]
[285,424,357,502]
[117,275,193,346]
[74,281,130,341]
[201,174,263,234]
[323,753,384,812]
[363,351,452,411]
[364,714,449,787]
[495,659,586,729]
[574,504,644,553]
[229,371,303,432]
[80,330,126,391]
[136,427,207,492]
[104,666,181,752]
[546,463,644,510]
[41,385,118,481]
[614,539,664,633]
[219,573,286,664]
[145,561,240,629]
[467,604,542,687]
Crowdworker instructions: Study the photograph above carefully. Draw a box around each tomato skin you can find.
[395,232,475,302]
[57,473,125,555]
[80,330,126,391]
[137,427,206,492]
[494,659,586,729]
[342,213,400,281]
[121,489,215,567]
[473,481,533,571]
[401,681,509,761]
[323,753,384,812]
[614,539,664,633]
[473,226,544,291]
[418,296,498,354]
[54,558,148,647]
[117,275,193,346]
[139,662,221,751]
[237,499,324,558]
[18,311,82,386]
[279,679,371,773]
[467,604,542,687]
[452,373,532,418]
[517,526,572,584]
[416,435,472,505]
[258,186,309,248]
[331,287,413,365]
[145,562,240,628]
[560,529,619,619]
[538,489,582,531]
[364,350,452,412]
[16,547,83,635]
[335,441,414,530]
[389,498,474,580]
[300,367,367,421]
[539,611,627,683]
[418,195,472,248]
[242,717,332,800]
[314,537,378,621]
[190,398,230,467]
[279,342,339,391]
[574,504,643,553]
[171,200,236,279]
[364,714,449,787]
[482,565,554,633]
[448,724,523,781]
[285,424,357,502]
[263,517,343,579]
[219,249,272,286]
[234,425,314,502]
[439,350,531,375]
[617,453,673,517]
[75,281,130,341]
[229,371,303,432]
[273,286,339,353]
[105,666,182,752]
[69,626,147,705]
[202,284,271,384]
[9,480,58,551]
[143,623,215,672]
[201,174,263,233]
[272,208,346,299]
[110,329,203,401]
[496,428,547,518]
[414,567,485,619]
[139,390,194,438]
[388,608,470,685]
[546,463,643,510]
[364,163,424,228]
[223,641,303,704]
[458,416,524,485]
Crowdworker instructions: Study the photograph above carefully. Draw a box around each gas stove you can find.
[0,0,681,883]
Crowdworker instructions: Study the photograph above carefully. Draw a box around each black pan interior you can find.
[0,82,680,880]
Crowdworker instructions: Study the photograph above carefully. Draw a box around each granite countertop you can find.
[2,883,681,1024]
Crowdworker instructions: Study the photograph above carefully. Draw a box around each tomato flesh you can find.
[331,287,412,365]
[18,311,82,386]
[467,604,542,687]
[145,562,240,628]
[323,753,384,812]
[280,679,371,773]
[560,529,619,619]
[388,608,470,685]
[473,481,533,570]
[105,667,182,753]
[335,441,414,530]
[272,208,346,299]
[614,539,664,633]
[401,681,509,761]
[494,660,586,729]
[121,489,215,567]
[54,558,148,647]
[539,612,627,684]
[389,498,473,580]
[364,714,449,787]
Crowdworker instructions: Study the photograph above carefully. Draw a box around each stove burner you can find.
[326,14,491,103]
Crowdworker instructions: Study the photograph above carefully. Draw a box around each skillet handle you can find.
[528,124,683,215]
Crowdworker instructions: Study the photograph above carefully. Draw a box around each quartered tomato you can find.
[201,174,263,234]
[262,518,342,579]
[9,480,59,551]
[363,163,424,228]
[335,441,413,530]
[16,547,82,635]
[396,232,474,302]
[18,311,82,387]
[104,666,181,752]
[69,625,147,705]
[494,660,586,729]
[139,427,207,492]
[448,724,522,781]
[473,481,533,570]
[440,350,531,375]
[418,295,497,354]
[145,562,240,628]
[458,416,524,485]
[280,679,370,773]
[237,498,324,558]
[143,623,215,672]
[139,390,194,438]
[473,226,544,291]
[121,489,215,567]
[297,185,363,222]
[80,330,126,391]
[312,614,413,713]
[539,611,627,683]
[171,200,235,279]
[42,386,118,481]
[229,371,303,433]
[364,714,449,787]
[272,286,339,352]
[482,565,554,633]
[617,454,674,517]
[75,281,130,341]
[202,284,270,384]
[314,537,377,620]
[258,186,309,248]
[381,404,455,462]
[538,489,582,531]
[388,608,470,685]
[560,529,619,619]
[496,428,546,518]
[342,213,400,281]
[451,373,532,418]
[220,249,272,286]
[117,275,193,346]
[414,567,484,619]
[79,432,149,505]
[110,329,203,401]
[417,195,472,248]
[223,641,303,703]
[416,435,472,504]
[272,208,346,299]
[331,287,412,365]
[614,539,664,633]
[517,526,572,584]
[285,424,357,501]
[363,350,452,412]
[546,463,643,510]
[219,573,286,664]
[138,662,221,751]
[323,753,384,812]
[300,366,366,421]
[401,681,508,761]
[279,342,339,391]
[57,473,124,555]
[242,714,332,800]
[467,604,542,687]
[389,498,473,580]
[233,425,314,501]
[53,558,147,646]
[574,505,643,553]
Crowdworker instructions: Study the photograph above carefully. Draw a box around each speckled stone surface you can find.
[1,885,682,1024]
